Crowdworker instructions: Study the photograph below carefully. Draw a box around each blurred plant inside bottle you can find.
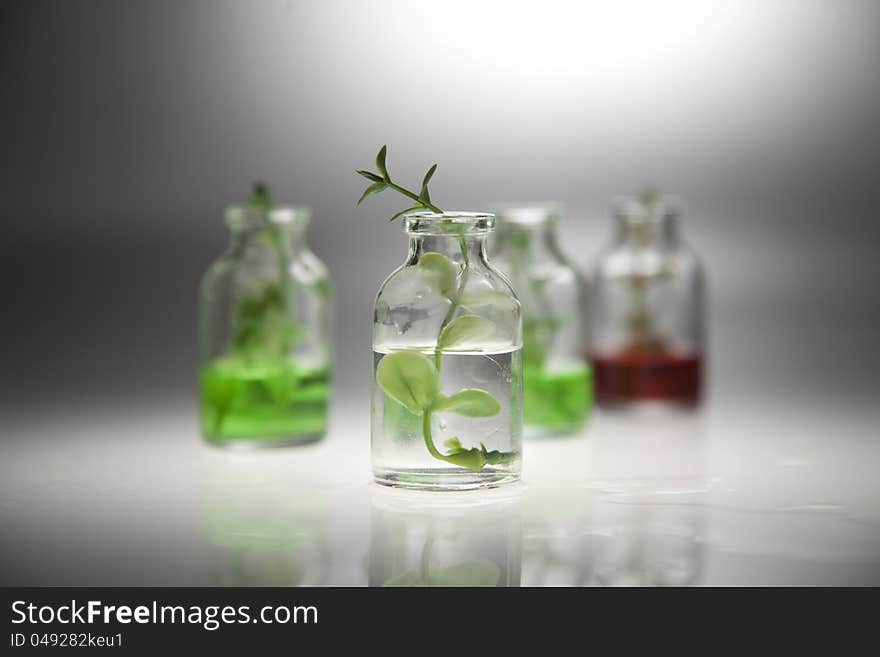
[588,191,704,407]
[198,184,333,446]
[492,205,593,435]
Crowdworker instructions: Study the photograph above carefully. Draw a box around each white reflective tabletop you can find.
[3,393,879,586]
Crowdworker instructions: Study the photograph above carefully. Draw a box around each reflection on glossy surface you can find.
[198,456,331,586]
[522,411,708,586]
[369,487,522,587]
[523,490,706,587]
[3,396,880,585]
[590,492,705,586]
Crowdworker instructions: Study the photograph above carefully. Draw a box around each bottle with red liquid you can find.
[588,192,705,408]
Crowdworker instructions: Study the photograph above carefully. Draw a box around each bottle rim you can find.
[493,203,561,226]
[403,211,495,235]
[224,204,312,230]
[612,195,681,224]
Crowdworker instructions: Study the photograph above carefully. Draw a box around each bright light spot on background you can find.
[290,0,879,144]
[194,0,879,202]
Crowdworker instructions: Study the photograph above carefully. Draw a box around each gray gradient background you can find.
[3,0,879,411]
[1,1,879,585]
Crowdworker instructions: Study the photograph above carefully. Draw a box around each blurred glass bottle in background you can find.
[198,184,333,446]
[588,192,704,408]
[493,205,593,436]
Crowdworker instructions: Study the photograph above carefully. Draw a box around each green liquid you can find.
[200,357,330,445]
[523,364,593,433]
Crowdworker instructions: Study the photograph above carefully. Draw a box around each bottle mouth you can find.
[613,195,681,225]
[403,211,495,236]
[493,203,561,227]
[225,204,312,230]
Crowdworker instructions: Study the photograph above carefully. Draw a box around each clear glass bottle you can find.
[588,194,704,408]
[372,212,522,490]
[492,205,593,436]
[199,202,332,446]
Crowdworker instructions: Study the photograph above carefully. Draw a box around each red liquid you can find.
[591,348,701,406]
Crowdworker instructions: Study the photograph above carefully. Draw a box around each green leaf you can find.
[262,365,300,407]
[390,205,425,222]
[375,351,438,414]
[522,315,566,368]
[201,363,243,409]
[383,559,501,587]
[356,169,384,183]
[355,146,444,220]
[382,570,424,587]
[438,442,486,470]
[247,182,272,212]
[640,186,660,208]
[438,436,517,470]
[435,221,468,236]
[357,181,388,205]
[437,314,496,350]
[428,560,500,586]
[422,163,437,188]
[418,252,458,298]
[376,145,389,179]
[419,164,437,204]
[313,277,332,300]
[459,290,520,313]
[444,437,463,451]
[508,228,530,251]
[230,281,305,359]
[432,389,500,417]
[480,443,517,466]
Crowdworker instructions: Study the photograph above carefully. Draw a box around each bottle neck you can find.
[229,222,308,257]
[614,214,680,248]
[407,233,489,266]
[496,221,561,264]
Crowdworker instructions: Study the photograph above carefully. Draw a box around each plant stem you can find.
[419,535,435,584]
[423,236,472,463]
[419,236,515,471]
[271,224,292,324]
[385,180,443,214]
[433,236,471,370]
[422,408,445,460]
[213,407,227,435]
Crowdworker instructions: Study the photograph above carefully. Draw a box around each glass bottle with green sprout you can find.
[492,205,593,436]
[588,191,704,407]
[198,184,333,446]
[357,147,522,490]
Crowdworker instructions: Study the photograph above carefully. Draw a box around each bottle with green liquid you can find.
[492,205,593,436]
[198,184,332,447]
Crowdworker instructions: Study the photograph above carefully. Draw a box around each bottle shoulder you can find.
[472,260,520,298]
[201,246,332,298]
[376,257,519,304]
[591,241,701,280]
[290,249,331,287]
[497,256,580,283]
[373,253,522,351]
[200,252,238,288]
